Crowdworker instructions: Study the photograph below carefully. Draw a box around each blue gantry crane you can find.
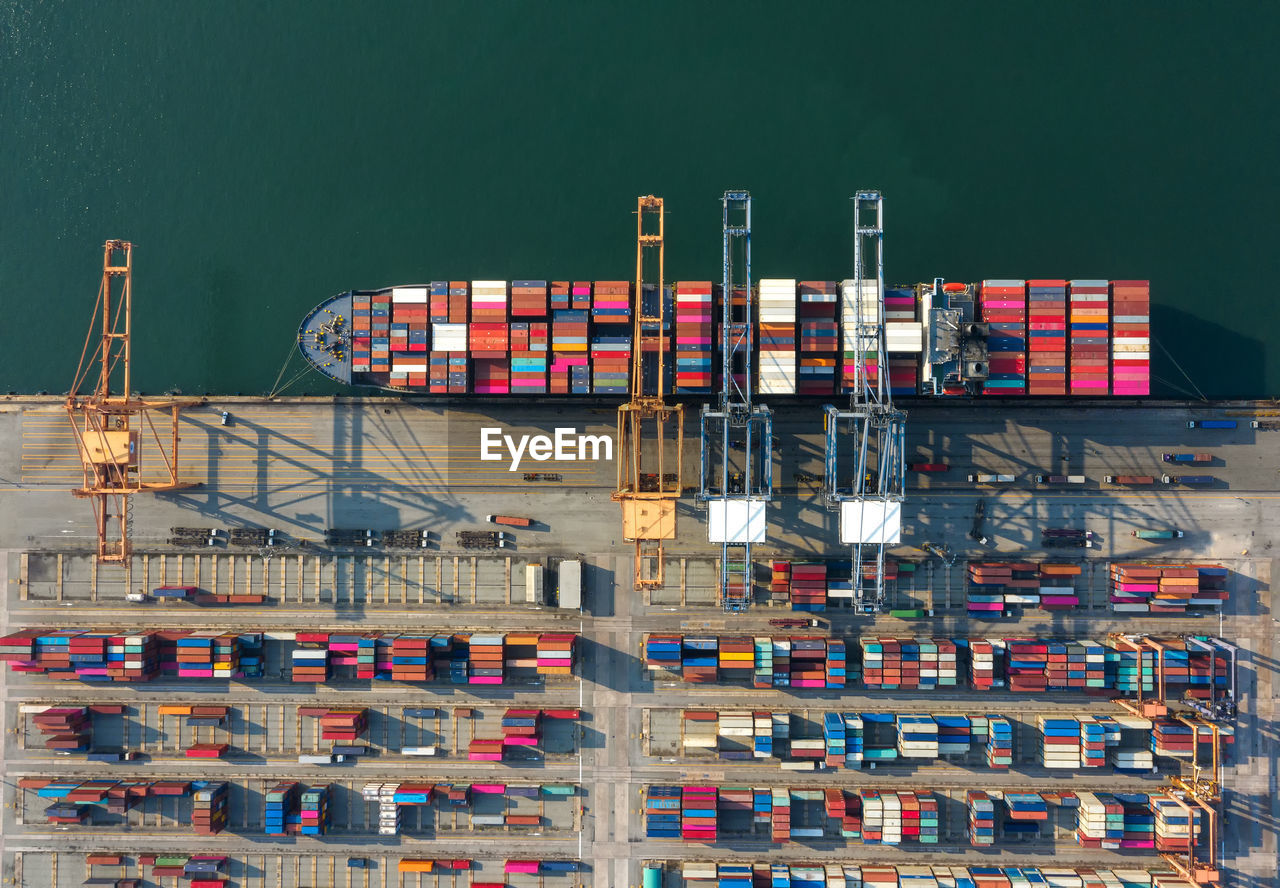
[699,191,773,611]
[822,191,907,612]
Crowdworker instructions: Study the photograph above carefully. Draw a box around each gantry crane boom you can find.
[822,191,906,612]
[613,197,684,589]
[66,241,199,562]
[698,191,773,611]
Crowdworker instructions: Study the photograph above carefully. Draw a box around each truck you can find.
[298,753,345,765]
[400,746,440,756]
[1162,453,1211,463]
[524,563,544,605]
[488,514,533,528]
[1034,475,1086,484]
[967,474,1015,483]
[1187,420,1237,429]
[1133,529,1184,539]
[558,559,583,610]
[152,585,196,599]
[1162,475,1215,485]
[1105,475,1156,485]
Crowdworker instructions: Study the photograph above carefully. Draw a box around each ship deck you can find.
[297,291,354,385]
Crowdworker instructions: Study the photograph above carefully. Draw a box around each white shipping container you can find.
[392,287,429,303]
[524,563,544,605]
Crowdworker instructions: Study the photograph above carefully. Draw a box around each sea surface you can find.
[3,2,1277,399]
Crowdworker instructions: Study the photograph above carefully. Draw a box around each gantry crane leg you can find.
[613,197,683,590]
[66,241,199,563]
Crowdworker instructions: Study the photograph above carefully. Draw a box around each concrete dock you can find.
[0,397,1276,888]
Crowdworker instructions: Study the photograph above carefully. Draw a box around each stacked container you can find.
[1039,717,1084,768]
[821,712,846,767]
[682,711,717,757]
[1068,279,1111,394]
[264,781,298,836]
[315,708,367,742]
[590,332,630,394]
[511,280,548,318]
[501,709,541,751]
[895,716,939,759]
[860,638,957,690]
[979,281,1027,394]
[550,310,590,394]
[1151,720,1195,758]
[645,785,681,838]
[788,562,827,611]
[1076,792,1124,849]
[769,561,791,607]
[392,287,429,385]
[389,636,432,682]
[986,717,1013,768]
[681,785,717,842]
[351,291,372,374]
[969,639,1000,690]
[191,782,229,836]
[968,791,996,846]
[1110,563,1229,613]
[468,635,504,684]
[1111,280,1151,395]
[644,634,681,673]
[536,634,575,676]
[1026,280,1068,394]
[592,280,631,325]
[550,281,570,311]
[884,287,922,396]
[369,291,392,375]
[839,279,881,394]
[32,707,90,753]
[299,787,328,836]
[797,281,838,394]
[1152,794,1200,852]
[674,282,714,393]
[291,647,328,683]
[758,280,798,395]
[362,782,402,835]
[771,788,790,842]
[1005,640,1050,692]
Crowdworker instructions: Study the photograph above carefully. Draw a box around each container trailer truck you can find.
[1132,529,1184,539]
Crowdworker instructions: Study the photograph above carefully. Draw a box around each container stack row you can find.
[0,630,263,682]
[31,706,91,754]
[1026,279,1067,395]
[980,280,1027,394]
[967,561,1083,613]
[677,863,1200,888]
[860,638,958,690]
[1069,279,1110,395]
[1111,280,1151,395]
[840,279,882,394]
[758,279,798,394]
[1109,563,1228,613]
[349,278,1152,396]
[884,286,923,396]
[798,281,839,394]
[675,282,715,393]
[641,633,1231,705]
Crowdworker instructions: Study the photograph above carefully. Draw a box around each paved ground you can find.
[0,397,1275,888]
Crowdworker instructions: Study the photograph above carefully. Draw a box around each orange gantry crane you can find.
[1107,633,1233,887]
[613,197,683,589]
[66,240,200,562]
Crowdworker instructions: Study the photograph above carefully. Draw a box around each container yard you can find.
[1,207,1276,888]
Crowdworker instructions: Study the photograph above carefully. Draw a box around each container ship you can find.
[297,278,1151,397]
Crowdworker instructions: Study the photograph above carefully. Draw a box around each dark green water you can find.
[4,3,1277,398]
